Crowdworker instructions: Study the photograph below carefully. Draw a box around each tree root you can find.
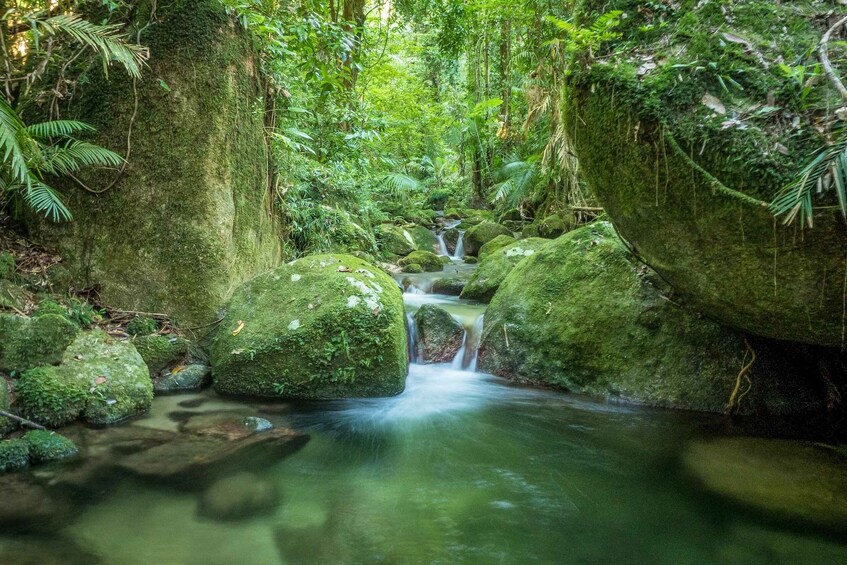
[0,410,48,432]
[820,15,847,102]
[727,338,756,415]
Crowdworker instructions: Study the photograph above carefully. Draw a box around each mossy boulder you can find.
[413,305,465,364]
[398,251,443,273]
[564,3,846,347]
[133,334,189,376]
[401,263,424,274]
[26,0,282,327]
[406,225,439,253]
[0,252,14,280]
[0,439,30,473]
[478,235,517,261]
[498,209,523,223]
[0,313,80,374]
[376,224,416,257]
[536,214,571,239]
[154,364,211,394]
[461,238,550,303]
[431,277,466,296]
[212,254,407,399]
[463,221,512,257]
[16,331,153,427]
[683,438,847,532]
[24,430,78,464]
[478,222,825,414]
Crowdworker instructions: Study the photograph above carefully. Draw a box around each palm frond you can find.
[382,172,422,197]
[771,135,847,227]
[0,98,30,184]
[24,180,72,222]
[26,120,95,139]
[36,14,147,78]
[41,140,124,176]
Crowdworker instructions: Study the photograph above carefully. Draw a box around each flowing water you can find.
[2,252,846,564]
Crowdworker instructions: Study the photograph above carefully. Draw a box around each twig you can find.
[820,15,847,102]
[0,410,48,431]
[726,338,756,414]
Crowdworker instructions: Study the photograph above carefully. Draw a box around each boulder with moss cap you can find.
[0,313,80,374]
[461,238,550,303]
[212,254,407,399]
[463,221,512,257]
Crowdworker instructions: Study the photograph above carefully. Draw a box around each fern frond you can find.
[382,172,422,196]
[24,179,72,222]
[0,98,30,184]
[26,120,95,139]
[41,140,124,176]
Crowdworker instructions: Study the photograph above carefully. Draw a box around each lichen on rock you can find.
[212,254,408,399]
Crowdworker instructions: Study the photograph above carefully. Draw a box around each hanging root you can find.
[727,338,756,415]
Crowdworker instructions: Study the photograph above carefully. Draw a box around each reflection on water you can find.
[1,365,845,564]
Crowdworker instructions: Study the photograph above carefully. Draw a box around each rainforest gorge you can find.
[0,0,846,562]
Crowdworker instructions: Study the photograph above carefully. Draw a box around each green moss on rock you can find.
[406,225,438,253]
[0,252,14,280]
[24,430,78,464]
[0,439,29,473]
[463,222,512,257]
[16,331,153,427]
[461,238,550,303]
[413,304,464,364]
[26,0,282,327]
[402,263,424,274]
[0,314,80,374]
[479,222,825,414]
[212,254,408,399]
[478,235,517,261]
[0,280,29,312]
[431,277,466,296]
[398,251,443,273]
[376,224,416,257]
[133,334,189,376]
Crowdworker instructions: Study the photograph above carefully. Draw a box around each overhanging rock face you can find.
[31,0,281,326]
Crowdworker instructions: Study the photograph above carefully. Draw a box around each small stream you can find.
[1,236,845,564]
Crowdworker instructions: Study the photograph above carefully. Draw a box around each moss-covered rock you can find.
[0,439,29,473]
[16,331,153,427]
[683,438,847,532]
[479,222,825,414]
[0,280,30,312]
[376,224,416,257]
[133,334,189,376]
[154,364,211,394]
[431,277,466,296]
[498,209,523,223]
[406,225,438,253]
[461,238,550,303]
[24,430,78,464]
[0,252,14,280]
[127,315,158,337]
[398,251,443,273]
[401,263,424,274]
[212,254,407,399]
[413,305,464,364]
[0,313,80,374]
[478,235,517,261]
[564,2,847,347]
[26,0,282,327]
[536,214,570,239]
[463,221,512,256]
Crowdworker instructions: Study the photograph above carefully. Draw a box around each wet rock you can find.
[414,305,465,364]
[461,238,550,303]
[198,471,280,521]
[442,228,461,254]
[16,331,153,427]
[463,221,512,256]
[683,437,847,532]
[154,364,211,394]
[181,414,274,440]
[479,222,826,414]
[462,256,478,264]
[431,278,466,297]
[0,439,29,473]
[398,251,443,273]
[24,430,78,464]
[212,254,407,400]
[134,334,189,377]
[0,313,79,373]
[478,235,516,261]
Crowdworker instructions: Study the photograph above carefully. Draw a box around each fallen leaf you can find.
[231,321,245,336]
[95,376,108,385]
[338,266,353,273]
[701,93,726,115]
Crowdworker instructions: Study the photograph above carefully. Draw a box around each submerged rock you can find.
[198,471,280,522]
[0,313,79,374]
[477,235,516,261]
[16,331,153,427]
[212,254,407,399]
[463,221,512,256]
[134,334,189,377]
[683,438,847,532]
[0,475,74,532]
[398,250,444,273]
[461,238,549,303]
[479,222,825,414]
[154,364,211,394]
[0,535,101,565]
[414,305,465,364]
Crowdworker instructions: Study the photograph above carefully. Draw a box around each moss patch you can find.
[463,222,512,256]
[0,439,29,473]
[133,334,189,376]
[478,222,825,414]
[398,251,443,273]
[24,430,78,463]
[0,313,80,374]
[376,224,416,257]
[212,254,408,399]
[0,252,15,280]
[478,235,517,261]
[461,238,550,303]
